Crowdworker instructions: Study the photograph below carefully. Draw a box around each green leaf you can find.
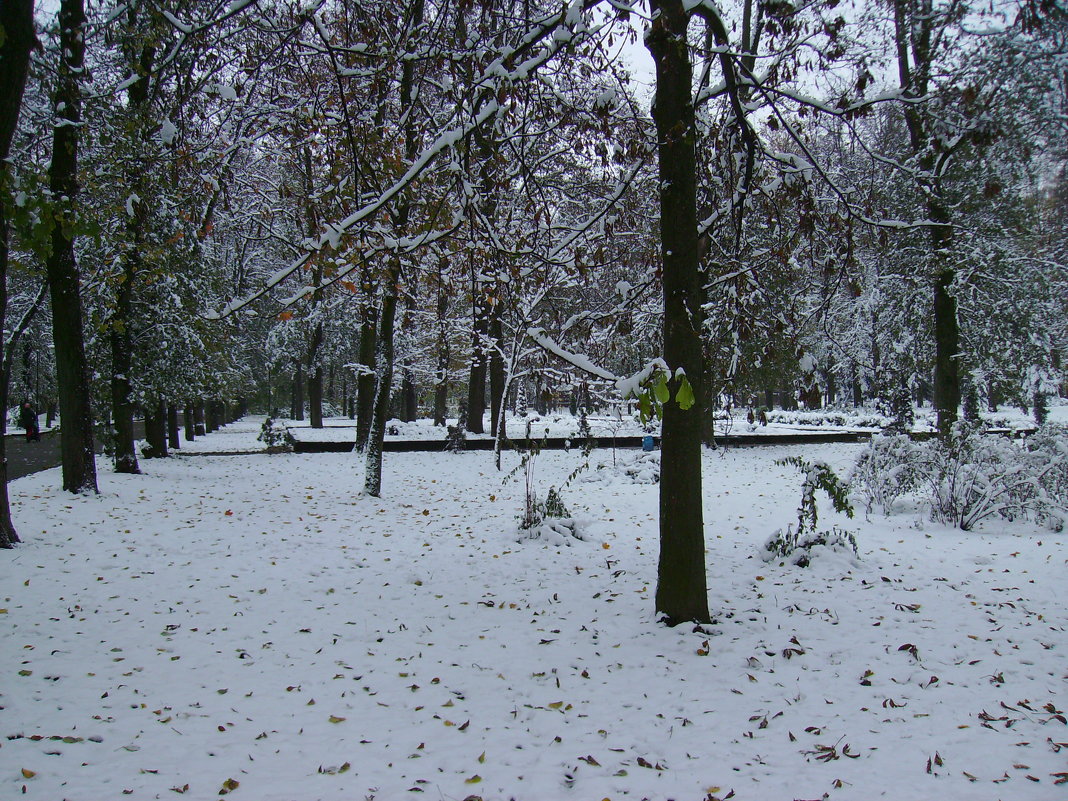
[653,373,670,404]
[637,393,652,423]
[676,376,695,411]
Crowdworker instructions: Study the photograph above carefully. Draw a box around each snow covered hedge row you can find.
[850,424,1068,531]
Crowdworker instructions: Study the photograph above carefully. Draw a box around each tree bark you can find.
[45,0,98,494]
[648,0,710,626]
[434,266,449,426]
[110,263,139,473]
[144,399,167,458]
[184,405,195,441]
[401,366,417,422]
[364,266,399,497]
[489,309,505,439]
[205,401,217,433]
[167,403,180,450]
[467,293,488,434]
[364,0,423,494]
[308,362,324,427]
[292,361,304,420]
[355,290,377,450]
[194,403,206,436]
[0,0,35,545]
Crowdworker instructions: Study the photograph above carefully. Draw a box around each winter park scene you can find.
[1,1,1068,800]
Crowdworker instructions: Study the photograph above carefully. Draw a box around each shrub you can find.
[258,415,291,453]
[850,434,923,516]
[762,457,856,566]
[921,423,1066,531]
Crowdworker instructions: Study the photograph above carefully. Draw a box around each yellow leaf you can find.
[219,778,240,795]
[328,715,346,724]
[465,775,482,784]
[478,751,485,764]
[21,768,36,779]
[338,762,351,774]
[548,701,564,709]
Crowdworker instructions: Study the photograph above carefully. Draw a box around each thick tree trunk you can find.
[45,0,97,494]
[308,363,323,427]
[0,204,18,545]
[167,404,180,450]
[400,367,417,422]
[144,399,167,458]
[0,0,34,545]
[931,203,959,436]
[194,403,205,436]
[648,0,710,626]
[184,405,195,441]
[205,401,217,433]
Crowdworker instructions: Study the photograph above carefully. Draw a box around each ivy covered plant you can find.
[762,456,857,567]
[617,359,695,425]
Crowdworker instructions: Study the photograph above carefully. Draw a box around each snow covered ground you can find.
[2,440,1066,800]
[263,398,1068,449]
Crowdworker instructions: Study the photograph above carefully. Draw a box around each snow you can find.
[2,435,1066,800]
[159,119,178,146]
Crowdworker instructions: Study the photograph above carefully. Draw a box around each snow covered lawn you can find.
[2,444,1066,800]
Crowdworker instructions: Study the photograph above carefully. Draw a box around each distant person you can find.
[19,401,40,442]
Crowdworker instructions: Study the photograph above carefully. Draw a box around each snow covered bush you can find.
[581,452,660,485]
[258,415,291,453]
[1020,424,1068,530]
[921,423,1066,531]
[762,457,856,567]
[849,434,923,515]
[517,486,585,546]
[511,428,585,546]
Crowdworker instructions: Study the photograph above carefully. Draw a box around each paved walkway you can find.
[4,423,148,481]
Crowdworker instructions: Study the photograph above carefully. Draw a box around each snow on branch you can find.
[526,327,618,382]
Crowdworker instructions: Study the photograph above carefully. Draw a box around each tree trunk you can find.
[931,215,959,437]
[184,405,195,441]
[110,265,139,473]
[401,366,417,422]
[167,403,180,450]
[467,294,488,434]
[205,401,217,433]
[365,0,422,494]
[0,0,34,545]
[365,267,399,497]
[355,278,377,451]
[308,363,323,427]
[292,361,304,421]
[144,399,167,458]
[489,310,505,439]
[0,202,18,546]
[433,266,449,426]
[648,0,710,625]
[194,403,205,436]
[45,0,97,494]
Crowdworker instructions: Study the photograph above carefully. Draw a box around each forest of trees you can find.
[0,0,1065,623]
